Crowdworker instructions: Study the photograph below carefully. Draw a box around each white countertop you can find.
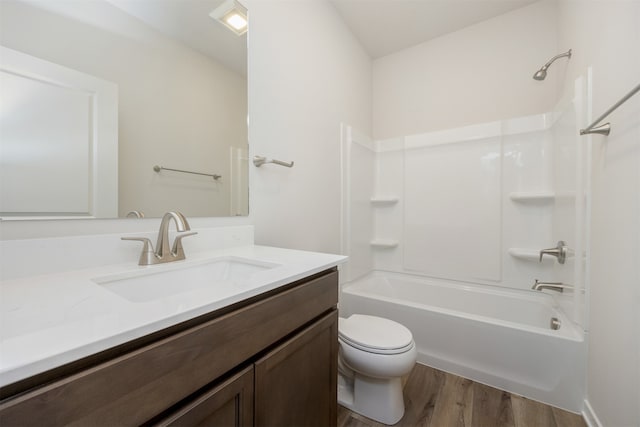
[0,245,346,388]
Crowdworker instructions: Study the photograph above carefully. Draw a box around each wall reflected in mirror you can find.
[0,0,248,220]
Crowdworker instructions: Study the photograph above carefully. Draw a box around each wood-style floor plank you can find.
[551,406,588,427]
[471,382,515,427]
[429,373,474,427]
[511,394,556,427]
[399,364,445,427]
[339,364,586,427]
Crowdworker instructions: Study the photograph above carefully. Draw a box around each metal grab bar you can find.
[153,165,221,180]
[580,82,640,136]
[253,155,294,168]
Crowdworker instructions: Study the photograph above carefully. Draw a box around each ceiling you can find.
[330,0,539,58]
[104,0,540,76]
[20,0,247,76]
[25,0,538,75]
[107,0,247,76]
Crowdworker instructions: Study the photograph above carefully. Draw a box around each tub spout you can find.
[532,279,573,293]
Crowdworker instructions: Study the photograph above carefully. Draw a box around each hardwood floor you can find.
[337,364,586,427]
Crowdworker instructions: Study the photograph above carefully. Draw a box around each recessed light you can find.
[210,0,248,36]
[224,12,247,32]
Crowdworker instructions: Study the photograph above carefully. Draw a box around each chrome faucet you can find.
[539,240,569,264]
[122,211,197,265]
[532,279,574,293]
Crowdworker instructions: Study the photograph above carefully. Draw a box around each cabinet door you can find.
[255,311,338,427]
[155,366,253,427]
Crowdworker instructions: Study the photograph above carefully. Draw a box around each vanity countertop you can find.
[0,245,347,388]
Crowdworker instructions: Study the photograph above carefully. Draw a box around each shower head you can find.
[533,67,548,81]
[533,49,572,81]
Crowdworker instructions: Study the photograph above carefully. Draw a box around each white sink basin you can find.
[93,257,279,303]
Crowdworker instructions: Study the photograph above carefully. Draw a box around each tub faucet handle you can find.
[539,241,568,264]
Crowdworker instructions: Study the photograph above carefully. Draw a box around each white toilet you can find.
[337,314,417,425]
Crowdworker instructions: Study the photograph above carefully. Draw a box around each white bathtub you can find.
[340,271,586,413]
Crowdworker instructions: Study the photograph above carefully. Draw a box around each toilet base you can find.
[338,373,405,425]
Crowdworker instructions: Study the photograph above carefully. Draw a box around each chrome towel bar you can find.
[580,82,640,136]
[153,165,221,180]
[253,155,294,168]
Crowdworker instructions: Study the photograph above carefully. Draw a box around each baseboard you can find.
[582,399,603,427]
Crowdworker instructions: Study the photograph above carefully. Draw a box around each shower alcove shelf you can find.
[508,190,555,262]
[509,191,555,203]
[370,197,399,206]
[370,239,399,249]
[369,196,400,248]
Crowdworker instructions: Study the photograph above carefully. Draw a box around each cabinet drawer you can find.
[0,269,338,426]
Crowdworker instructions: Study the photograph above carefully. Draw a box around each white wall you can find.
[372,0,559,139]
[245,0,372,254]
[556,1,640,426]
[0,0,247,218]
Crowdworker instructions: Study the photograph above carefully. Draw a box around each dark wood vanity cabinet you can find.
[255,311,338,427]
[154,365,255,427]
[0,268,338,427]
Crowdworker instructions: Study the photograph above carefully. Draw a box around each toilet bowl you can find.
[338,314,417,425]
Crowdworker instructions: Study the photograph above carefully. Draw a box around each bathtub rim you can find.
[341,270,584,342]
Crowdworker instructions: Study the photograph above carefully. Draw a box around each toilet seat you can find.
[339,315,414,355]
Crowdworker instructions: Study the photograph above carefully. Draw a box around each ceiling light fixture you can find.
[210,0,248,36]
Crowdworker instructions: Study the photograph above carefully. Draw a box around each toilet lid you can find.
[339,315,413,353]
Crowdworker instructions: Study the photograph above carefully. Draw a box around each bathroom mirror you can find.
[0,0,248,219]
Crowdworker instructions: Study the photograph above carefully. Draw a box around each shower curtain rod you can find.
[580,82,640,136]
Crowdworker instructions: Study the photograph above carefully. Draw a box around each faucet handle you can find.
[122,237,156,265]
[171,232,198,259]
[539,240,568,264]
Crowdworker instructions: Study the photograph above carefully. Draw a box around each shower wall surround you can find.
[340,125,375,283]
[550,76,589,330]
[403,131,502,282]
[342,76,589,329]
